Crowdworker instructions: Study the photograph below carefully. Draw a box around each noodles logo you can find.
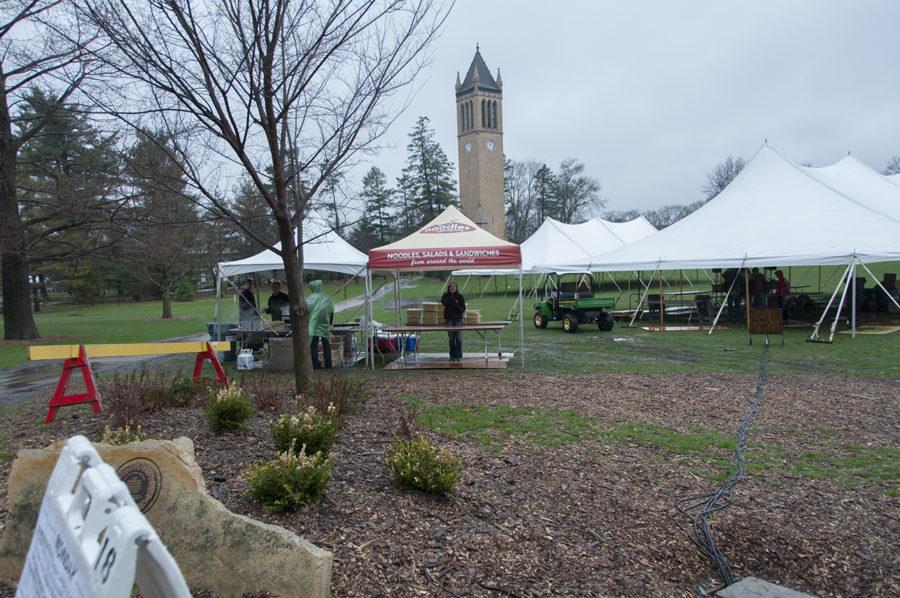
[420,220,475,234]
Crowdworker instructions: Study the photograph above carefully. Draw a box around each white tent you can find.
[217,218,368,278]
[368,206,525,367]
[553,144,900,273]
[550,144,900,340]
[804,156,900,220]
[452,216,657,276]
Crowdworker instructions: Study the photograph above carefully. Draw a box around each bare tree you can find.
[504,158,540,243]
[78,0,451,389]
[701,155,745,201]
[553,158,604,223]
[0,1,96,339]
[883,155,900,176]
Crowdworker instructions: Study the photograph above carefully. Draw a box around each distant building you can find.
[456,46,505,239]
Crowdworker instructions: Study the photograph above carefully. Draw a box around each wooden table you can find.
[378,322,510,367]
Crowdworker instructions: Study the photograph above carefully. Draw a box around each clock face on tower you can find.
[485,139,495,152]
[464,142,472,153]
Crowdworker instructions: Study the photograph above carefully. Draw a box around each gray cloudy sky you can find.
[368,0,900,213]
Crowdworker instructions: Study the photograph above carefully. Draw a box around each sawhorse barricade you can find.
[28,342,230,424]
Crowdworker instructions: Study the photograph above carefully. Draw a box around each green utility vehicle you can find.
[533,273,615,333]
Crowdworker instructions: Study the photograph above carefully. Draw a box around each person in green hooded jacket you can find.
[307,279,334,369]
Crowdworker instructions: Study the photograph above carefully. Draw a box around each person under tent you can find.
[749,268,767,308]
[307,280,334,370]
[266,281,290,321]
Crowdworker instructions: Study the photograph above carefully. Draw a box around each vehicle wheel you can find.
[533,312,548,329]
[597,313,614,331]
[562,314,578,333]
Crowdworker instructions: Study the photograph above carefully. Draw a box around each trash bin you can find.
[207,322,237,362]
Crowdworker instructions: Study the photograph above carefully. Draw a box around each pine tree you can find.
[401,116,457,227]
[355,166,395,250]
[231,177,279,256]
[532,163,557,222]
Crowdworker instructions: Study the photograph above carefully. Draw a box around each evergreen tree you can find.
[400,116,457,227]
[532,163,557,223]
[16,90,122,307]
[120,130,203,319]
[231,177,279,257]
[354,166,395,250]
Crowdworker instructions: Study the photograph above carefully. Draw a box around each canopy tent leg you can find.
[858,261,900,312]
[629,270,655,328]
[478,275,494,300]
[809,263,852,342]
[215,273,222,327]
[826,264,853,343]
[518,270,525,369]
[850,262,857,339]
[658,268,664,329]
[708,258,746,334]
[393,272,401,325]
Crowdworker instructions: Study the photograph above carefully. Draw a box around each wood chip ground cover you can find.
[0,371,897,596]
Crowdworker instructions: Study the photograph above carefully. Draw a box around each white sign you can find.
[16,436,190,598]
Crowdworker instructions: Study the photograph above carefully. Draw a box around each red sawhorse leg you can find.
[45,345,101,424]
[193,342,228,385]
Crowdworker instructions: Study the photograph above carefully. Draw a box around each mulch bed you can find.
[0,371,897,597]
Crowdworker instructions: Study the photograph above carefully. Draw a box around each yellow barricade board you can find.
[28,342,231,361]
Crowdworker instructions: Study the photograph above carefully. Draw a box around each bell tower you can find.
[456,46,505,239]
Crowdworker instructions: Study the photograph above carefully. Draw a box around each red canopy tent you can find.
[367,206,524,367]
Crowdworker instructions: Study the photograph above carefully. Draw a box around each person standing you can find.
[238,279,258,324]
[307,280,334,369]
[266,281,290,321]
[749,268,767,308]
[775,270,790,319]
[722,268,744,322]
[441,281,466,361]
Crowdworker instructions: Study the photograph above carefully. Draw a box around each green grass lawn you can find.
[368,272,900,377]
[3,266,897,375]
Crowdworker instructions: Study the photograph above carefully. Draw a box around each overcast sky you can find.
[363,0,900,213]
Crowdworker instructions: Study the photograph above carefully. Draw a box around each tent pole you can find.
[809,264,851,341]
[629,270,654,328]
[393,272,400,325]
[708,259,745,334]
[658,268,664,330]
[744,268,751,344]
[518,269,525,369]
[858,261,900,312]
[850,261,857,339]
[827,264,853,343]
[215,273,222,327]
[369,270,375,370]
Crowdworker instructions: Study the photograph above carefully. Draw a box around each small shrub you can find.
[174,280,196,302]
[385,435,462,495]
[247,444,333,511]
[272,406,338,457]
[165,375,203,408]
[239,373,289,411]
[205,384,254,433]
[300,376,369,420]
[99,424,145,445]
[101,368,202,427]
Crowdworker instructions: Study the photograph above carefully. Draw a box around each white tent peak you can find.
[804,154,900,222]
[553,143,900,271]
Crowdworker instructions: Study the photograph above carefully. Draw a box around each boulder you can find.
[0,437,332,597]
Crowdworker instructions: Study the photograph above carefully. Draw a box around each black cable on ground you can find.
[671,344,770,591]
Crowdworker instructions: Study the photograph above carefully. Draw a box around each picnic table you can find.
[377,322,510,367]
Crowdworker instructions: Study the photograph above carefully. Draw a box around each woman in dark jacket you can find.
[441,281,466,361]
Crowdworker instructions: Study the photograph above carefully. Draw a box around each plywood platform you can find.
[384,352,513,370]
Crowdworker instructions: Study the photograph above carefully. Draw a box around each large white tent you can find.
[804,156,900,220]
[553,144,900,273]
[550,144,900,339]
[217,218,368,278]
[452,216,657,276]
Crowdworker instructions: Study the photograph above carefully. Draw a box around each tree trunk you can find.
[0,77,39,340]
[278,217,312,393]
[161,289,173,319]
